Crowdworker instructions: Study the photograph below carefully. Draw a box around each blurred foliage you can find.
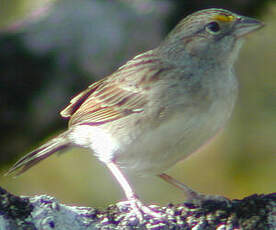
[0,0,275,207]
[0,0,52,28]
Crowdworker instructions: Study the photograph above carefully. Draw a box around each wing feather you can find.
[60,50,172,126]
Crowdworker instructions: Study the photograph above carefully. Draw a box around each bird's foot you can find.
[159,173,231,206]
[185,188,231,207]
[116,197,164,225]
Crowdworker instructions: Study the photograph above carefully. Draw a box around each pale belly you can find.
[116,100,234,176]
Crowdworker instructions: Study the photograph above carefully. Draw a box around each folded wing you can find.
[60,51,170,127]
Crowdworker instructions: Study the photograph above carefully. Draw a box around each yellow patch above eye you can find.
[213,14,235,22]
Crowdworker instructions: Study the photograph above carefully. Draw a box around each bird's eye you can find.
[205,21,221,34]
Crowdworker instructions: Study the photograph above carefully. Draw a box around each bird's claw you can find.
[116,198,163,224]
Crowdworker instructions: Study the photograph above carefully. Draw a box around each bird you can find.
[7,8,263,219]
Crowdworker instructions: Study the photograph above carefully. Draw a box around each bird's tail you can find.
[6,131,71,176]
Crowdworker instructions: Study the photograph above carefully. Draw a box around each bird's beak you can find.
[234,16,264,38]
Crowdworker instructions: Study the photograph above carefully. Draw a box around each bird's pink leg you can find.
[159,173,201,200]
[106,161,161,220]
[159,173,230,204]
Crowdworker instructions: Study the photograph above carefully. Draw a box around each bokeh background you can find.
[0,0,275,208]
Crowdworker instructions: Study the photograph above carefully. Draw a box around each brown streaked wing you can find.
[68,81,148,126]
[60,50,168,127]
[60,79,105,118]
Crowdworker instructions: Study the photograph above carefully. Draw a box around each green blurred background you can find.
[0,0,275,208]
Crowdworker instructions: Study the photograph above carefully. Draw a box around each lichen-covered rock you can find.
[0,186,275,230]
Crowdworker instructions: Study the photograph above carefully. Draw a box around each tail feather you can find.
[6,131,70,176]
